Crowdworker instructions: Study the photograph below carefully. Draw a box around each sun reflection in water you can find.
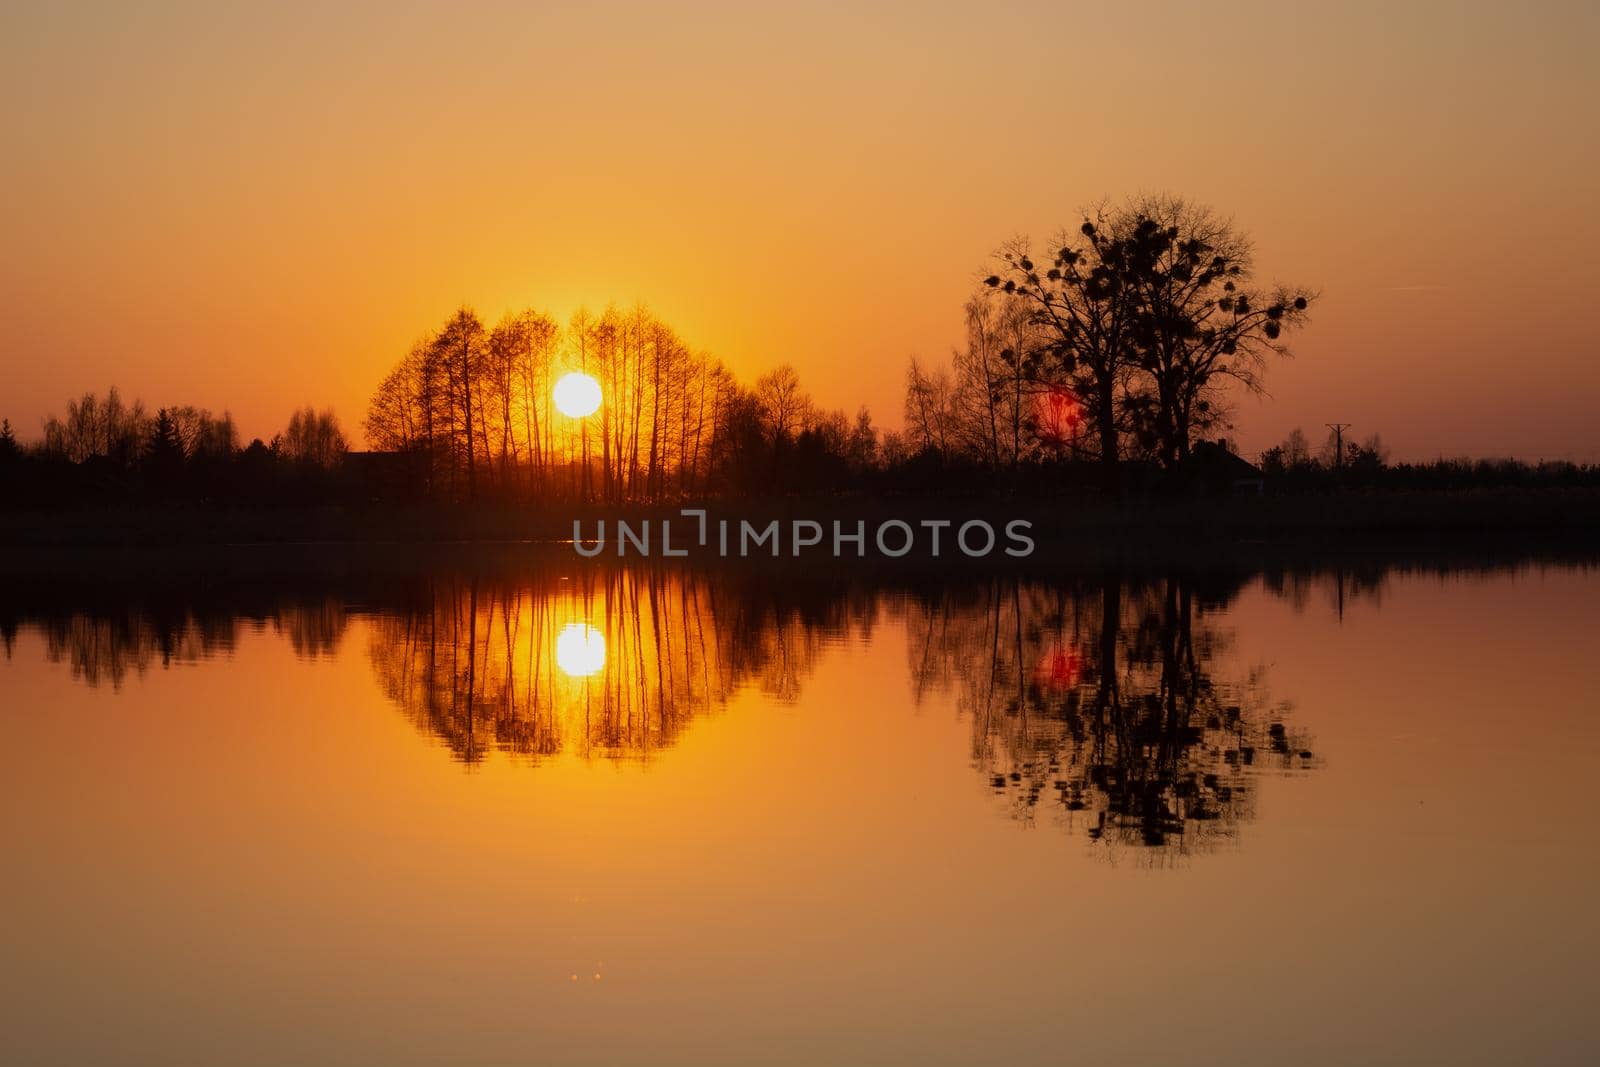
[555,622,606,678]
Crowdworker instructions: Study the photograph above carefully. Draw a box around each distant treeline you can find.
[3,386,1595,513]
[0,393,352,506]
[4,192,1598,508]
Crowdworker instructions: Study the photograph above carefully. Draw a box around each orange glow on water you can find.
[2,565,1599,1060]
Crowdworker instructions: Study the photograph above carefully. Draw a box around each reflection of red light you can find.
[1034,386,1084,445]
[1035,646,1083,690]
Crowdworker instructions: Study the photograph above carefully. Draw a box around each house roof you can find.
[1186,440,1264,480]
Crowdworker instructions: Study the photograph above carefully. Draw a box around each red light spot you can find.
[1035,646,1083,690]
[1034,386,1084,445]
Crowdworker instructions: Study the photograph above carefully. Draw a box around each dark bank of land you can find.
[2,488,1597,575]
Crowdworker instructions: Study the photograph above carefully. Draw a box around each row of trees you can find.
[903,194,1314,488]
[1263,426,1389,478]
[0,395,349,503]
[364,305,886,502]
[1260,426,1599,491]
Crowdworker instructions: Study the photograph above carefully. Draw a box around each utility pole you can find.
[1326,422,1352,471]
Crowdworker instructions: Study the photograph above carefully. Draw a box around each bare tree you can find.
[903,357,954,456]
[431,308,488,498]
[281,406,349,468]
[42,387,149,466]
[754,364,810,444]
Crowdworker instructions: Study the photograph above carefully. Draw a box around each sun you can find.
[553,372,602,418]
[555,622,606,678]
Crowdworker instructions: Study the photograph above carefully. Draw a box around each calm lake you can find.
[2,554,1597,1065]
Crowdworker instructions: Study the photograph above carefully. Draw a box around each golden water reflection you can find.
[0,564,1338,855]
[3,556,1596,1065]
[555,622,606,677]
[364,570,862,763]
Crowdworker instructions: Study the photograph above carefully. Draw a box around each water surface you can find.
[2,559,1596,1065]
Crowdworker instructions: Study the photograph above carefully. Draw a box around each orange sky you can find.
[3,1,1597,460]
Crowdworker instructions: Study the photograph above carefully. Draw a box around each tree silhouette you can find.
[982,210,1143,488]
[434,308,488,498]
[41,387,148,467]
[967,194,1316,480]
[280,406,349,469]
[143,408,185,493]
[363,304,821,504]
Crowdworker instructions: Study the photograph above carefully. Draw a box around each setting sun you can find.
[553,372,602,419]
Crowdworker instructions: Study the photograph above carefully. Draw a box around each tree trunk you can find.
[461,337,476,500]
[1097,380,1120,495]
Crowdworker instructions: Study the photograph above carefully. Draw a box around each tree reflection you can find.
[364,569,871,763]
[898,573,1317,860]
[0,585,346,689]
[13,554,1588,860]
[2,565,1323,850]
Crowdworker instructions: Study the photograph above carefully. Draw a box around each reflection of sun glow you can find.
[1034,646,1083,690]
[553,372,602,418]
[556,622,606,677]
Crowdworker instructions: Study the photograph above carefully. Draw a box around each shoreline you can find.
[1,488,1597,577]
[3,487,1597,543]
